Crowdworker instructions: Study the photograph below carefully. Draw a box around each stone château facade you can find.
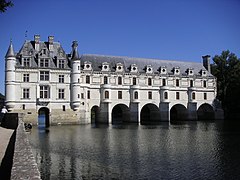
[4,35,223,126]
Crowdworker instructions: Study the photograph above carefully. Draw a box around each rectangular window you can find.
[203,80,207,88]
[86,75,90,84]
[59,75,64,83]
[176,79,180,87]
[62,105,66,111]
[23,58,30,67]
[81,93,84,99]
[118,77,122,85]
[87,90,90,99]
[23,74,29,82]
[118,91,122,99]
[133,77,137,85]
[148,91,152,99]
[190,80,193,87]
[59,59,65,69]
[176,92,180,100]
[40,85,50,98]
[58,89,65,99]
[40,71,49,81]
[104,76,108,84]
[148,78,152,86]
[204,93,207,100]
[39,58,49,67]
[162,79,166,86]
[23,88,30,99]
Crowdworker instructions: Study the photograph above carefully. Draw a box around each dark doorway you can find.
[140,104,160,124]
[112,104,130,124]
[91,106,100,124]
[197,103,215,120]
[170,104,188,121]
[38,107,50,128]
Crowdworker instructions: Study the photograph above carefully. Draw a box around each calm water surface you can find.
[28,121,240,180]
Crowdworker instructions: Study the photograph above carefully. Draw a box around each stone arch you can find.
[170,104,188,121]
[91,105,100,123]
[38,107,50,128]
[197,103,215,120]
[112,104,130,124]
[140,103,160,124]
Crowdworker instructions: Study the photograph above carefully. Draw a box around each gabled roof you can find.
[80,54,211,76]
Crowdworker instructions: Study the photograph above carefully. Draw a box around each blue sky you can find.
[0,0,240,94]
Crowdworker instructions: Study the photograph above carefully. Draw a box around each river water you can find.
[28,121,240,180]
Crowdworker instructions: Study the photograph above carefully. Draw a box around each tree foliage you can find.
[0,0,13,13]
[212,50,240,119]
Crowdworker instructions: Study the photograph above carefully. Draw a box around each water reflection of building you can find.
[4,35,223,125]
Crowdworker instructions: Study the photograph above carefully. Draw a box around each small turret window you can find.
[134,91,138,99]
[105,91,109,99]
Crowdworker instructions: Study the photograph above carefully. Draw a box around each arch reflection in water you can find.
[38,107,50,128]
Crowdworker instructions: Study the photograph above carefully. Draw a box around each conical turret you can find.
[5,40,15,58]
[5,39,16,111]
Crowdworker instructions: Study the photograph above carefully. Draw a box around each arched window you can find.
[148,78,152,86]
[134,91,138,99]
[192,92,196,100]
[105,91,109,99]
[118,76,122,85]
[104,76,108,84]
[164,92,168,99]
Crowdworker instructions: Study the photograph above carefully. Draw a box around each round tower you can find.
[70,41,81,111]
[5,40,16,111]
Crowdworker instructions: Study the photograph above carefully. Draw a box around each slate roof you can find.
[80,54,212,76]
[5,41,15,58]
[15,40,70,69]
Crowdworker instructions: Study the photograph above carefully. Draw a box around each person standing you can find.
[0,106,8,124]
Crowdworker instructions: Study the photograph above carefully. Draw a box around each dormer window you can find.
[173,67,180,75]
[116,63,124,72]
[39,58,49,68]
[84,61,92,71]
[43,49,47,55]
[200,69,207,77]
[187,68,194,76]
[146,65,153,74]
[22,57,30,67]
[102,62,110,71]
[159,66,167,75]
[130,64,138,73]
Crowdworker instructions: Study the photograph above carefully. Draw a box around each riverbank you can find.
[0,113,41,179]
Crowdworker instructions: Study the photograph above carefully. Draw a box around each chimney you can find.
[34,35,40,51]
[48,36,54,51]
[202,55,211,74]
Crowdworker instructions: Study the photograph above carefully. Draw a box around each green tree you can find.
[0,0,13,13]
[212,50,240,119]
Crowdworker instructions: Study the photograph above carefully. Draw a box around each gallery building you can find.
[4,35,223,126]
